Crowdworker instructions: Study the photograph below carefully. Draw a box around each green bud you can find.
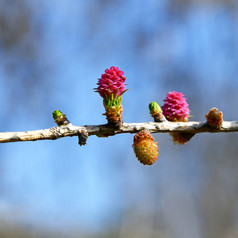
[149,102,162,114]
[52,110,70,126]
[149,102,166,122]
[53,110,64,120]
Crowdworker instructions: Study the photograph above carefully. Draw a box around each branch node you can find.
[78,130,89,146]
[49,127,62,139]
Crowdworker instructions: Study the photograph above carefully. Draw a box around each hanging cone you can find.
[133,130,159,165]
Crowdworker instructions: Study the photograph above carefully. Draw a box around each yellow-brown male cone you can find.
[133,130,159,165]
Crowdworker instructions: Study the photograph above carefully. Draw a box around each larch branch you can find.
[0,121,238,143]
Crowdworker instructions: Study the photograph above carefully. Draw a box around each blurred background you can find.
[0,0,238,237]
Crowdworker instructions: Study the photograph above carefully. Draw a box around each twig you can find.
[0,121,238,143]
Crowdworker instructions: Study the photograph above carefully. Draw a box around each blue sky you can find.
[0,0,238,236]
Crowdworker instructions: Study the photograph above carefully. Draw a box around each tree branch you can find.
[0,121,238,143]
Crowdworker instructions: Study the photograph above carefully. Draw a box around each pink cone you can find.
[162,91,190,122]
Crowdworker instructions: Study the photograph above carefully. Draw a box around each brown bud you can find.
[170,132,195,145]
[205,107,223,128]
